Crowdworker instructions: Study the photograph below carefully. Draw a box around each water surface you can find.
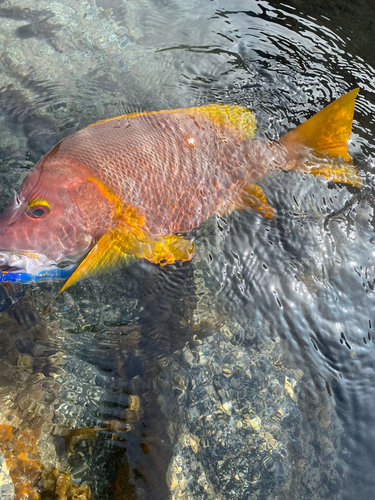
[0,0,374,499]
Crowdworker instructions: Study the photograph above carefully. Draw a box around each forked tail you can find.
[280,88,362,187]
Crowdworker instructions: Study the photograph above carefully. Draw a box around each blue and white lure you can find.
[0,265,77,284]
[0,250,77,285]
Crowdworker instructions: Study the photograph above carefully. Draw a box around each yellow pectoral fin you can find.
[59,228,195,292]
[229,183,275,219]
[59,227,139,293]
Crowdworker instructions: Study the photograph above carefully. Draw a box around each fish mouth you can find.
[0,251,77,284]
[0,251,56,274]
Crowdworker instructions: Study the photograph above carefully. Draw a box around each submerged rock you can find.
[0,451,14,500]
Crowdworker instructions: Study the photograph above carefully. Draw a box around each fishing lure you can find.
[0,265,77,284]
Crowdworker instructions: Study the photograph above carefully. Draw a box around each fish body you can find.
[42,110,270,236]
[0,90,362,290]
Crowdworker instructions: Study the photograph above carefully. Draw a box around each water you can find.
[0,0,374,499]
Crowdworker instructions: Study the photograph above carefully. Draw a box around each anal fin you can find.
[232,183,275,219]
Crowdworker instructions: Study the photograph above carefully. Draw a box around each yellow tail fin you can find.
[280,88,359,161]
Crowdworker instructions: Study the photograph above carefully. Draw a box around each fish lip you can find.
[0,251,63,275]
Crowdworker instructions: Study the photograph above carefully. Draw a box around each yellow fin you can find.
[59,225,139,293]
[281,88,359,161]
[59,226,194,293]
[303,162,363,188]
[140,234,195,266]
[86,105,256,140]
[191,104,257,140]
[227,184,274,219]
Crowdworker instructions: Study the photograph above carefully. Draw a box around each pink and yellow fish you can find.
[0,89,362,291]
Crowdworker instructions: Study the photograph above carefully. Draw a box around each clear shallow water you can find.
[0,0,374,499]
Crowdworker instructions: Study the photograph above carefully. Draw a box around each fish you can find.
[0,89,362,292]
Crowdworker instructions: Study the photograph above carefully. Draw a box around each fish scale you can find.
[44,111,251,235]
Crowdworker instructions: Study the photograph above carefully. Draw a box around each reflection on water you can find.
[0,0,375,499]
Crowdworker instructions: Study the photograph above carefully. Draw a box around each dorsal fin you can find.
[280,88,359,161]
[191,104,257,140]
[85,105,257,140]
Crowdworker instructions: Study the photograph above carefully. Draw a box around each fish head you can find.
[0,161,115,275]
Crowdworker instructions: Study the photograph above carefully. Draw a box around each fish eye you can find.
[25,199,51,219]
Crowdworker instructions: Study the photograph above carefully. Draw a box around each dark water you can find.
[0,0,374,499]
